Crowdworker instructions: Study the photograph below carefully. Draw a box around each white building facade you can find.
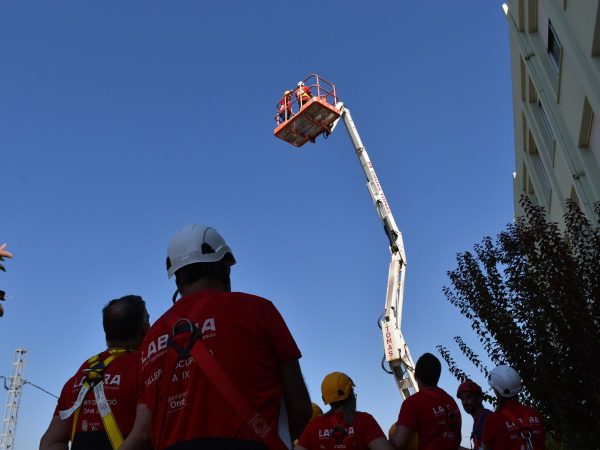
[504,0,600,225]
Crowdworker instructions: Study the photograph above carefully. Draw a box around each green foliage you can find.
[0,243,11,317]
[440,197,600,449]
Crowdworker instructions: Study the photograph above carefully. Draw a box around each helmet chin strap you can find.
[171,274,231,304]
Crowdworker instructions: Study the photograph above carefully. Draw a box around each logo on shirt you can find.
[432,406,446,416]
[318,426,355,438]
[432,404,459,439]
[74,373,122,388]
[145,369,162,387]
[141,318,217,364]
[528,416,540,425]
[168,392,188,413]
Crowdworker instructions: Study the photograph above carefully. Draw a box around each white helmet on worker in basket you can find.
[166,224,236,279]
[488,365,522,398]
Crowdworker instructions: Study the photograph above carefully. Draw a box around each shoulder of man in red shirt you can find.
[54,350,140,437]
[395,387,461,449]
[139,291,301,366]
[137,290,310,448]
[482,399,544,450]
[297,411,385,450]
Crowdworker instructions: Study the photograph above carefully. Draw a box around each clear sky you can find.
[1,1,514,448]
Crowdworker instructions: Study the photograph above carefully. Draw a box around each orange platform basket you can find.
[274,74,341,147]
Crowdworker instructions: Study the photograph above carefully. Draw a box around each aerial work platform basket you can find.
[273,74,341,147]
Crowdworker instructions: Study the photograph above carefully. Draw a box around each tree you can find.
[439,197,600,449]
[0,243,12,271]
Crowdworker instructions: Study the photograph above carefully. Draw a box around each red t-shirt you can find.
[139,290,302,449]
[54,350,140,449]
[396,386,462,450]
[297,411,385,450]
[481,399,545,449]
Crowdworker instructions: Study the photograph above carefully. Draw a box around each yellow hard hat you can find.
[388,424,396,440]
[321,372,355,405]
[389,424,418,450]
[311,402,323,419]
[284,90,292,96]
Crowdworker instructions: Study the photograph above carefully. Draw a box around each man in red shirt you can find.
[121,224,312,450]
[39,295,150,450]
[295,81,312,108]
[456,380,491,450]
[390,353,461,450]
[277,90,293,123]
[481,365,545,450]
[296,372,392,450]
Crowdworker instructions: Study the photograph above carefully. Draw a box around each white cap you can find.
[166,224,235,278]
[488,365,522,398]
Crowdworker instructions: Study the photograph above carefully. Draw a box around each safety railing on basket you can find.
[274,73,339,126]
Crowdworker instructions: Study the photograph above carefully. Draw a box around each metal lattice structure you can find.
[0,349,27,450]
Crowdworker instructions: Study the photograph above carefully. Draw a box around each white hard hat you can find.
[488,365,522,398]
[166,224,236,278]
[298,81,304,86]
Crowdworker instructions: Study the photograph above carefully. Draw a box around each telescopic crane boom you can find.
[274,74,418,398]
[336,104,417,398]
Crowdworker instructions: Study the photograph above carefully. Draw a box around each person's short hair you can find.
[175,261,229,287]
[415,352,442,386]
[102,295,147,344]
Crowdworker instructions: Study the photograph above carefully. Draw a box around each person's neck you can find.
[496,396,516,408]
[106,340,140,351]
[416,380,436,390]
[180,278,228,296]
[471,405,486,420]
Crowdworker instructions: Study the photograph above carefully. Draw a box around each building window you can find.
[528,77,538,103]
[528,177,536,196]
[526,0,537,33]
[538,100,555,143]
[537,2,550,45]
[528,129,535,154]
[547,21,562,72]
[592,8,600,56]
[570,186,580,207]
[533,153,551,202]
[520,57,526,101]
[527,135,551,208]
[579,98,594,147]
[584,101,600,171]
[522,114,528,152]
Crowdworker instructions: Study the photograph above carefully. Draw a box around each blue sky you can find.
[1,1,513,448]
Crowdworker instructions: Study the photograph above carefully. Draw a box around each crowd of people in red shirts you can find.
[39,224,545,450]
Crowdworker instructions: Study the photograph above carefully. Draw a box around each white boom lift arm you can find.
[331,103,418,399]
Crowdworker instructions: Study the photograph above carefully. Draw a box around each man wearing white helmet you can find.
[482,365,544,450]
[121,224,312,450]
[295,81,312,108]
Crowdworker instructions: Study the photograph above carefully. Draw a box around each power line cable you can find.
[0,375,58,398]
[23,380,58,399]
